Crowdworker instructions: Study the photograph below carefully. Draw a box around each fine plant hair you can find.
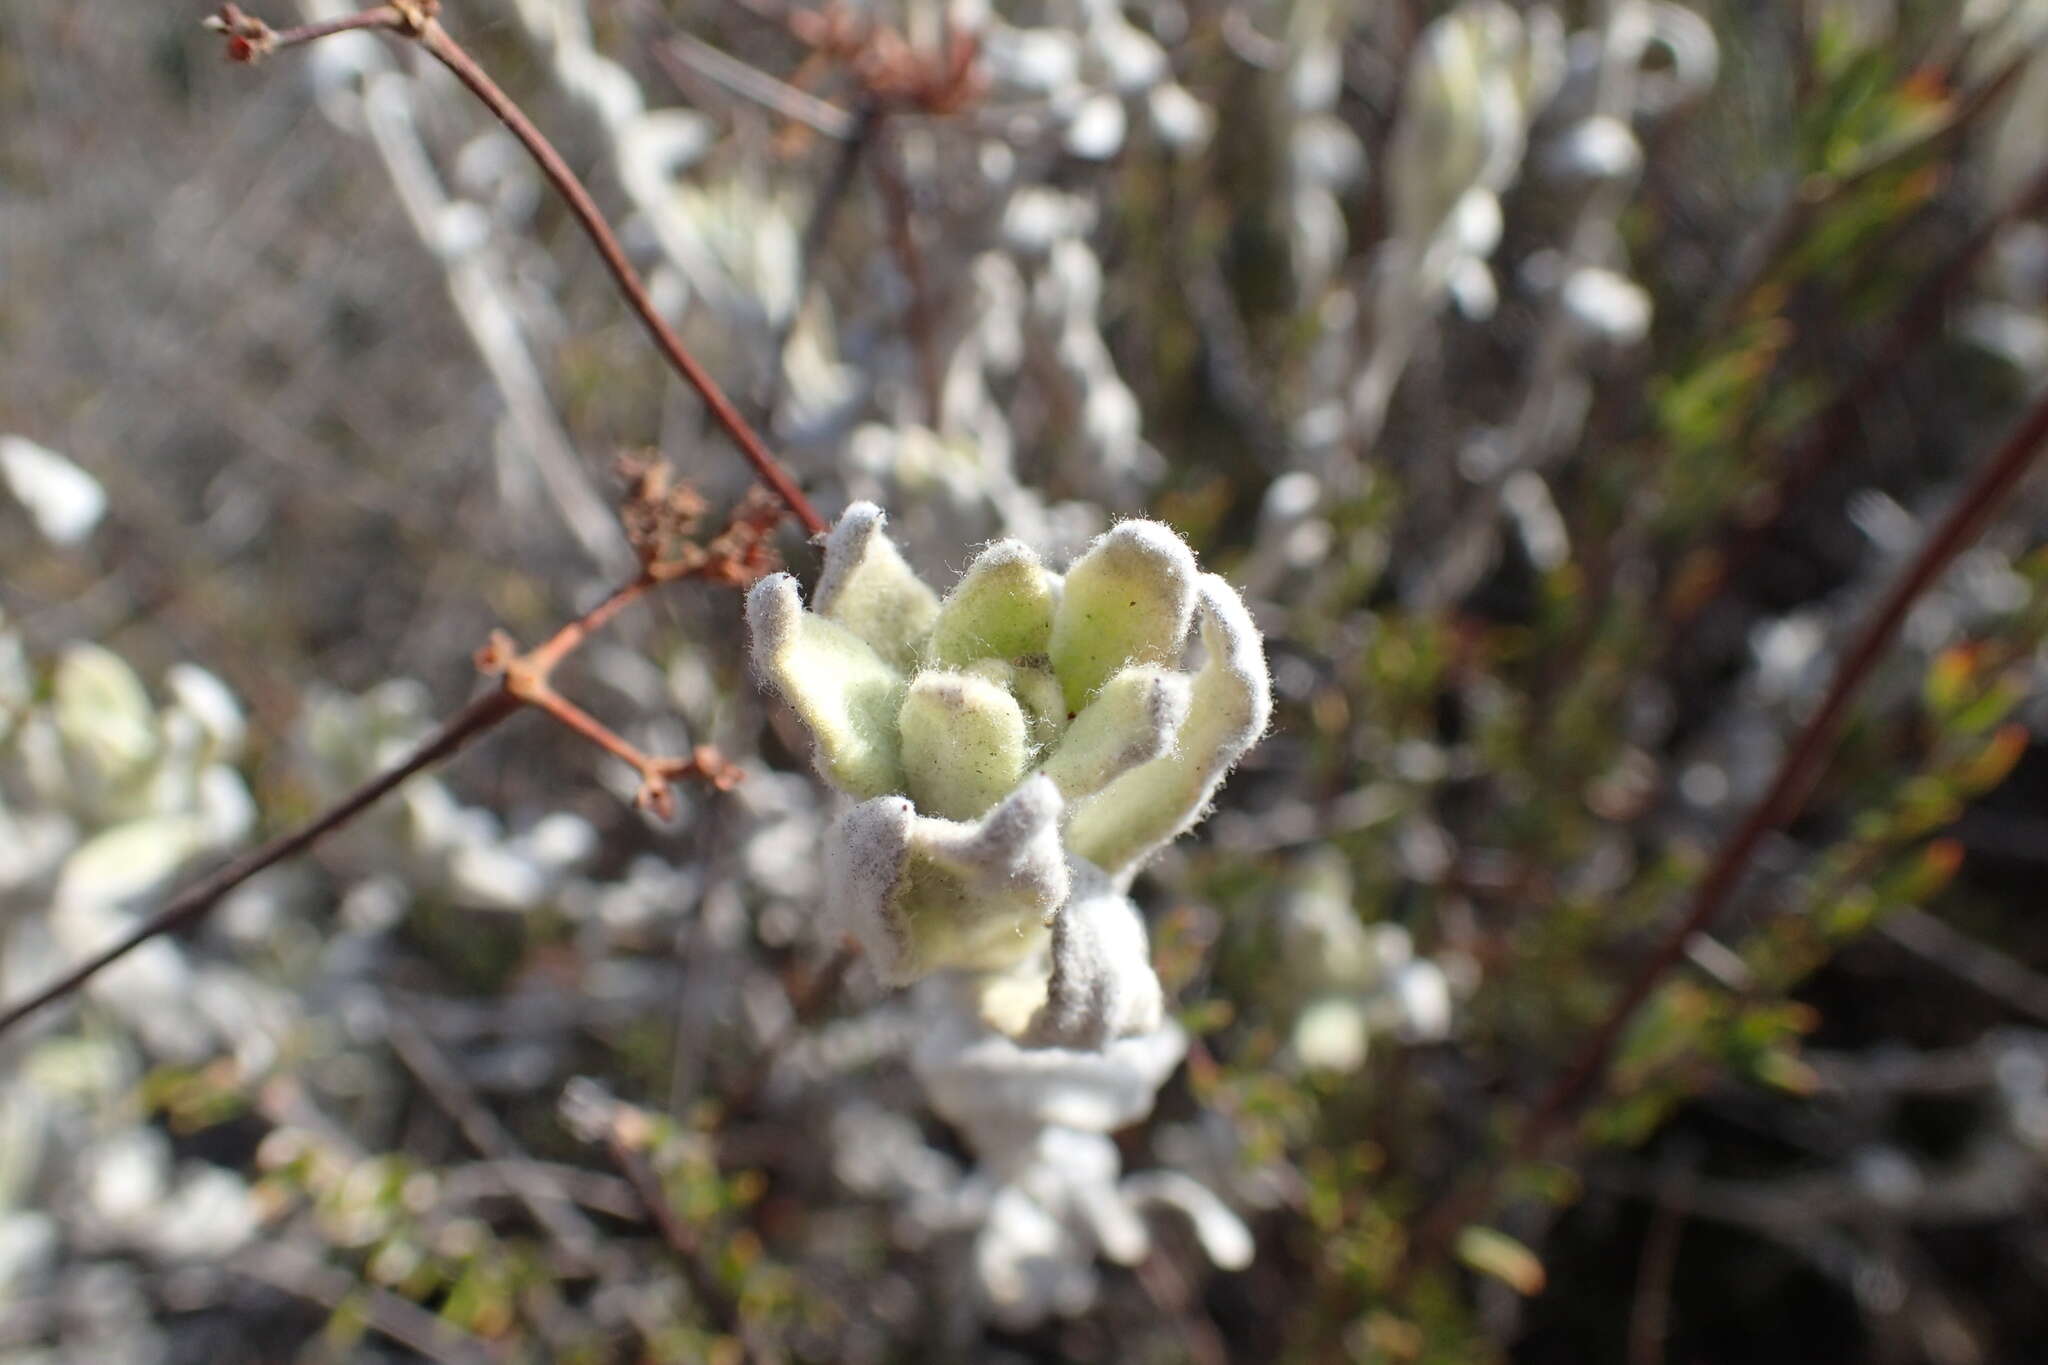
[10,2,2048,1359]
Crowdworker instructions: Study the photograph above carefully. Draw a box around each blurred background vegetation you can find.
[5,0,2048,1361]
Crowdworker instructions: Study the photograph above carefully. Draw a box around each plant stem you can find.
[210,4,826,536]
[1401,374,2048,1280]
[409,18,824,535]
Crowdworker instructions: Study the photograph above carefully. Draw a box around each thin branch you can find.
[235,1241,501,1365]
[411,16,824,535]
[486,630,744,818]
[385,1006,604,1266]
[0,492,760,1036]
[475,475,772,815]
[210,3,826,537]
[1402,374,2048,1278]
[202,1,403,58]
[1531,386,2048,1145]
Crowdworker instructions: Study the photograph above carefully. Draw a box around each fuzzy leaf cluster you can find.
[747,504,1269,996]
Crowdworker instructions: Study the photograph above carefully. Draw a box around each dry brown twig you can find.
[0,2,844,1036]
[0,467,773,1036]
[206,0,825,537]
[478,467,779,819]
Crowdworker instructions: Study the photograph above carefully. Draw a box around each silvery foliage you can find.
[0,667,622,1358]
[504,0,866,445]
[0,497,272,1348]
[1674,488,2043,828]
[1229,1,1711,612]
[1225,2,1719,508]
[1348,0,1711,452]
[1269,6,1365,307]
[1346,1,1568,454]
[0,479,628,1352]
[748,502,1270,1323]
[507,0,1196,549]
[292,0,629,575]
[306,0,1200,559]
[0,436,106,547]
[968,0,1204,502]
[1408,1,1715,610]
[1280,851,1460,1074]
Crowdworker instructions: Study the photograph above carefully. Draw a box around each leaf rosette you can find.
[746,503,1269,1001]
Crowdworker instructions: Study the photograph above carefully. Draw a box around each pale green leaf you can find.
[1048,520,1197,711]
[834,778,1067,983]
[925,540,1057,669]
[813,502,941,672]
[747,574,906,798]
[1067,574,1271,879]
[1038,665,1189,802]
[899,670,1031,820]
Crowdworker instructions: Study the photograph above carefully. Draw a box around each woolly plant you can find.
[748,503,1269,1038]
[747,502,1269,1320]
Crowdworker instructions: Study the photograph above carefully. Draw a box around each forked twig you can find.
[0,4,848,1035]
[0,474,772,1036]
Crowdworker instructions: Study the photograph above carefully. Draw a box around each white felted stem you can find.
[1048,520,1198,711]
[899,670,1032,820]
[813,502,942,672]
[831,777,1069,984]
[913,988,1188,1138]
[746,574,906,799]
[925,539,1058,669]
[1037,666,1190,802]
[1066,574,1272,882]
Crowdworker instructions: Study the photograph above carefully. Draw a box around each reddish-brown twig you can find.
[1669,101,2048,629]
[0,476,773,1036]
[207,2,826,537]
[476,476,773,817]
[0,11,824,1038]
[1402,373,2048,1281]
[202,1,401,59]
[479,614,742,821]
